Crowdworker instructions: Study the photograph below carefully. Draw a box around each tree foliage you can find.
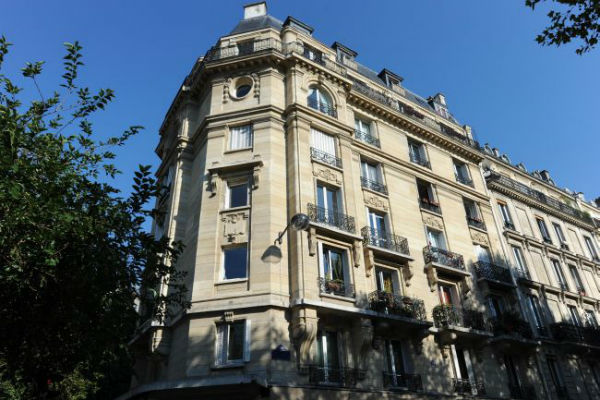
[526,0,600,54]
[0,37,188,399]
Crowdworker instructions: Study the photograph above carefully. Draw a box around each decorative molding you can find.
[364,248,375,277]
[251,73,260,98]
[291,308,318,365]
[223,78,232,103]
[308,227,317,256]
[222,212,249,242]
[470,229,490,246]
[423,214,444,230]
[223,311,234,323]
[403,262,414,286]
[312,168,342,185]
[363,195,388,211]
[352,240,361,268]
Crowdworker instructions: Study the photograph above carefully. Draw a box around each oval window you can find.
[236,84,252,98]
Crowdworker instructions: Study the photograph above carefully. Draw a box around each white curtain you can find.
[230,124,253,149]
[311,128,336,156]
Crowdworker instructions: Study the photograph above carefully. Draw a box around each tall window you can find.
[547,358,566,396]
[451,345,478,394]
[316,330,341,383]
[307,86,335,117]
[426,227,447,250]
[229,124,253,150]
[453,159,472,186]
[498,202,514,229]
[552,223,568,250]
[438,284,456,305]
[385,340,408,387]
[568,265,585,294]
[376,267,399,294]
[367,208,387,235]
[226,180,249,208]
[360,159,385,193]
[527,295,546,335]
[464,198,485,229]
[536,217,552,244]
[487,295,505,319]
[512,246,529,278]
[408,139,430,168]
[567,305,581,326]
[504,355,521,392]
[584,236,599,260]
[417,179,440,213]
[316,182,341,224]
[584,310,598,328]
[222,245,248,280]
[355,118,371,136]
[551,259,568,290]
[216,320,250,365]
[303,44,323,63]
[319,244,351,297]
[310,128,340,167]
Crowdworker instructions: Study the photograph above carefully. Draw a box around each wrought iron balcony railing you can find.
[355,129,380,148]
[204,38,283,62]
[360,177,387,195]
[550,322,600,346]
[473,261,512,285]
[509,383,537,399]
[467,216,486,230]
[307,203,355,233]
[307,96,338,118]
[504,221,516,230]
[318,277,355,298]
[554,385,570,399]
[382,372,423,391]
[432,305,489,331]
[486,172,594,226]
[409,153,431,169]
[514,267,532,281]
[419,197,441,214]
[455,173,474,187]
[452,378,486,396]
[490,313,533,339]
[361,227,409,255]
[303,364,362,387]
[423,246,465,270]
[367,291,426,320]
[310,147,342,169]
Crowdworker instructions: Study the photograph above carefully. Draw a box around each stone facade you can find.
[119,3,600,399]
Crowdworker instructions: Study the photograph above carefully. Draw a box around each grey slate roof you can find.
[229,15,283,35]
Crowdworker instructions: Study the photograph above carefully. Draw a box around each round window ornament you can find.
[230,76,254,100]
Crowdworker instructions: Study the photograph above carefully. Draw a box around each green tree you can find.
[526,0,600,54]
[0,37,188,399]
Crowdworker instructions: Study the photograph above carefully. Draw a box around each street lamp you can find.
[262,213,310,263]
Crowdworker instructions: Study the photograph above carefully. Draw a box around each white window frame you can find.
[318,242,351,287]
[550,259,568,290]
[226,179,250,209]
[360,159,382,183]
[310,128,337,156]
[426,227,447,250]
[215,319,251,366]
[354,117,371,136]
[229,124,253,150]
[512,246,528,276]
[498,202,513,227]
[584,236,599,259]
[453,159,471,182]
[375,265,401,295]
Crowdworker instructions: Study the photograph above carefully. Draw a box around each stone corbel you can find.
[308,227,317,256]
[353,318,374,375]
[426,265,438,292]
[252,165,261,190]
[291,308,318,367]
[459,278,472,298]
[223,311,234,323]
[364,248,375,277]
[353,240,361,268]
[207,172,217,196]
[402,262,414,286]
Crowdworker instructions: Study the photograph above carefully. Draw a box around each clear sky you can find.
[2,0,599,202]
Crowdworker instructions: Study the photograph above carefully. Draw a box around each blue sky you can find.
[2,0,599,201]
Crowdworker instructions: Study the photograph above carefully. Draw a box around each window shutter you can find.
[243,319,251,362]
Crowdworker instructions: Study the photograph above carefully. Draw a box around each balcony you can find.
[310,147,342,169]
[432,305,489,331]
[318,277,355,298]
[424,246,465,271]
[467,215,486,230]
[504,221,516,230]
[307,96,337,118]
[455,173,474,187]
[204,38,283,62]
[486,172,594,226]
[368,291,426,320]
[355,129,380,148]
[307,203,355,234]
[490,312,533,340]
[509,384,537,399]
[361,227,410,257]
[360,177,387,195]
[550,322,600,348]
[409,153,431,169]
[452,378,486,396]
[419,197,441,214]
[473,261,514,288]
[382,372,422,391]
[302,365,362,387]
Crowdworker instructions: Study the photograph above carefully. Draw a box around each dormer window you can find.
[307,86,336,118]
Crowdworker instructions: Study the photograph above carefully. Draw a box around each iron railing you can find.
[382,372,423,391]
[362,227,409,255]
[368,291,426,320]
[310,147,342,168]
[419,197,441,214]
[509,384,537,399]
[504,221,516,230]
[307,96,337,118]
[355,129,380,148]
[455,173,474,187]
[550,322,600,346]
[554,385,570,399]
[204,38,282,62]
[409,152,431,169]
[467,216,486,230]
[423,246,465,270]
[432,305,488,331]
[490,314,533,339]
[473,261,512,285]
[303,365,362,387]
[318,277,355,298]
[307,203,355,233]
[486,172,593,226]
[360,176,387,195]
[452,378,486,395]
[514,267,532,281]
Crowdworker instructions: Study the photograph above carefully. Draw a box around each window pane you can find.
[227,321,245,360]
[223,246,248,279]
[230,125,252,149]
[229,183,248,208]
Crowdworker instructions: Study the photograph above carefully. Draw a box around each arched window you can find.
[307,86,336,117]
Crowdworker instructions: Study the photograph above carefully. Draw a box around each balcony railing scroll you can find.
[550,322,600,346]
[361,227,409,255]
[307,96,337,118]
[473,261,512,285]
[360,177,387,195]
[307,203,355,233]
[205,38,283,62]
[382,372,423,391]
[490,313,533,339]
[432,305,488,331]
[318,277,355,298]
[355,129,380,148]
[310,147,342,168]
[423,246,465,270]
[302,365,361,387]
[368,291,426,320]
[452,378,486,395]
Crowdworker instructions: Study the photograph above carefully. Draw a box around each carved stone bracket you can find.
[470,229,490,246]
[426,265,438,292]
[353,318,374,373]
[252,165,261,190]
[364,248,375,277]
[207,172,217,196]
[353,240,362,268]
[308,227,317,256]
[291,308,319,366]
[403,262,414,286]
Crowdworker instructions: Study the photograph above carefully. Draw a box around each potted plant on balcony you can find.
[433,304,456,328]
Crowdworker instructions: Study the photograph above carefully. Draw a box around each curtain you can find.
[230,124,253,149]
[311,128,336,156]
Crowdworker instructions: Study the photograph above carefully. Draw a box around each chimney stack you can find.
[244,1,267,19]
